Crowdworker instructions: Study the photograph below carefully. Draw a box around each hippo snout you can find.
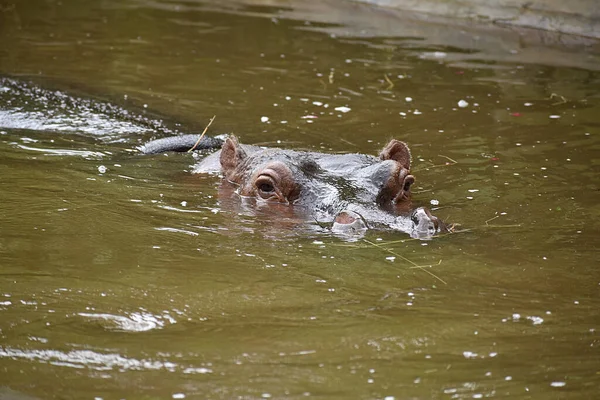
[331,210,367,235]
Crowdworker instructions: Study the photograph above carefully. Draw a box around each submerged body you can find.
[140,134,445,238]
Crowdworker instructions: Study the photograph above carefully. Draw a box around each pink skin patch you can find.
[334,212,357,225]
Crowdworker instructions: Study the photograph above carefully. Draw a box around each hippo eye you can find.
[258,182,274,193]
[255,175,279,200]
[252,162,297,203]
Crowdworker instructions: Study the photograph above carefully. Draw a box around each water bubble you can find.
[527,316,544,325]
[458,100,469,108]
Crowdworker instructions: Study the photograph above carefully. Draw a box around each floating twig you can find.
[438,155,458,164]
[188,115,216,152]
[312,217,328,230]
[485,215,499,225]
[410,260,443,269]
[549,93,567,105]
[481,224,522,228]
[412,154,457,173]
[484,214,522,229]
[339,138,358,147]
[383,74,394,89]
[363,239,447,285]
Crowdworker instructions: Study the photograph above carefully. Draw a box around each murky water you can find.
[1,0,600,399]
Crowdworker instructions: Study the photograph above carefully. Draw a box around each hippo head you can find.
[216,135,443,238]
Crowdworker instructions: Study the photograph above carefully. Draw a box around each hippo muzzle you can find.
[331,207,445,239]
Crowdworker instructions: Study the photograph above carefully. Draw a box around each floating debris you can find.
[335,106,351,113]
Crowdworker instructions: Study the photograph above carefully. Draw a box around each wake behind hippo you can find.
[140,134,446,238]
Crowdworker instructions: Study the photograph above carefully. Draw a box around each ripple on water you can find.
[0,347,212,373]
[78,311,176,332]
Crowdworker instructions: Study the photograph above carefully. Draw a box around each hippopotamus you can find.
[140,134,446,238]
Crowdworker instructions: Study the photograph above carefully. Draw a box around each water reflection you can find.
[0,78,173,137]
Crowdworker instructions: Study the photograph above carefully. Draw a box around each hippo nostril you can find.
[411,213,420,225]
[332,210,367,234]
[334,211,357,225]
[428,223,436,234]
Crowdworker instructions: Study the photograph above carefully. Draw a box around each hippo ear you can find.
[220,135,247,180]
[379,139,411,170]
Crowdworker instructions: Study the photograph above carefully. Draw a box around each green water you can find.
[1,0,599,399]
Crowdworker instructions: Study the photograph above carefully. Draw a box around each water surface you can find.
[1,0,599,399]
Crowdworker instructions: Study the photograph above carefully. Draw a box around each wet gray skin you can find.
[141,134,446,238]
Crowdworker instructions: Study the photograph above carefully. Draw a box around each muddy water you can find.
[1,0,600,399]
